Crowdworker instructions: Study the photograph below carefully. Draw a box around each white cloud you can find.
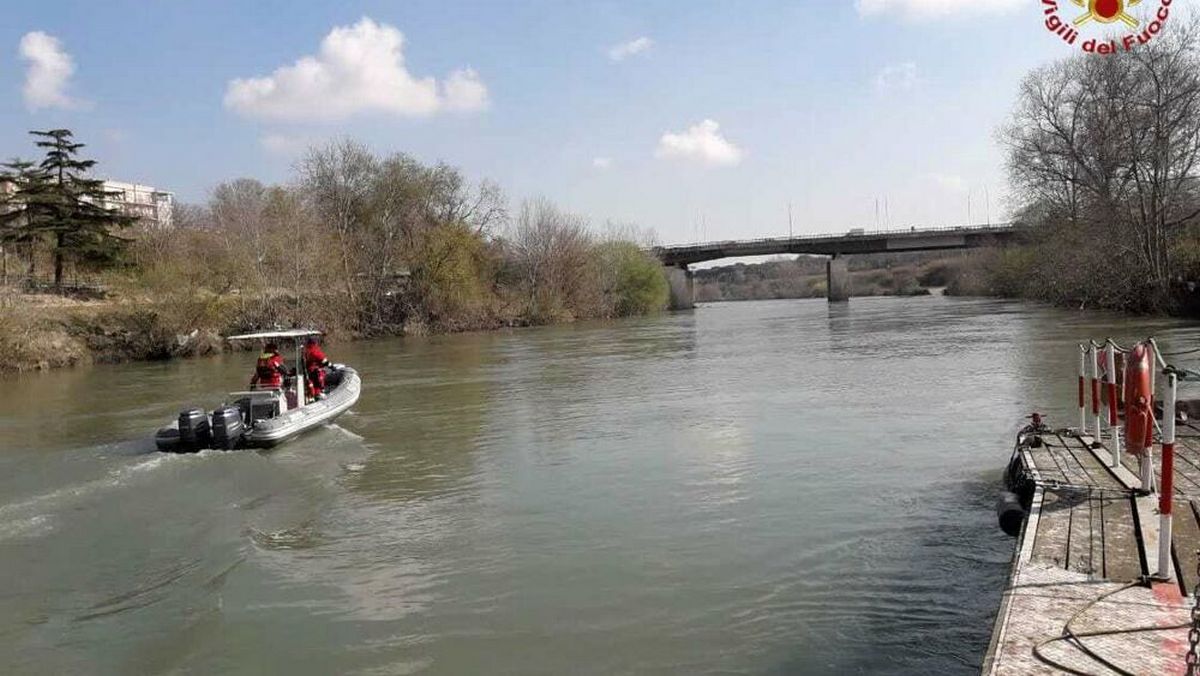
[655,119,744,167]
[856,0,1026,20]
[608,37,653,62]
[19,31,78,110]
[592,157,613,169]
[260,133,313,155]
[875,62,919,92]
[442,68,489,111]
[224,17,488,121]
[926,173,968,192]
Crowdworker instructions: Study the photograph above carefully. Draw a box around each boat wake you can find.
[326,422,364,442]
[0,451,216,542]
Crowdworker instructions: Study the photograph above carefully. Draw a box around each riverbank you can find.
[0,285,668,373]
[0,293,221,372]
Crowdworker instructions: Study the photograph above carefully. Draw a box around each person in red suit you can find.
[249,342,288,390]
[304,337,332,400]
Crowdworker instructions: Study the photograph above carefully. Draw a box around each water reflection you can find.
[342,335,494,503]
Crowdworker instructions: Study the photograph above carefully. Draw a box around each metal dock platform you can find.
[984,427,1200,674]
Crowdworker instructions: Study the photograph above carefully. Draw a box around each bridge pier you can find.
[664,264,694,310]
[826,255,849,303]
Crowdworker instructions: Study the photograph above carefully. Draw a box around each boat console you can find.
[228,390,288,424]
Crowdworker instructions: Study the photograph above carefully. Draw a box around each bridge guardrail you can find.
[654,222,1017,254]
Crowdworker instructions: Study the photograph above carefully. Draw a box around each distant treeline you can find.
[693,252,971,302]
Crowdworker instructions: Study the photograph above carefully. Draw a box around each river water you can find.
[3,297,1199,675]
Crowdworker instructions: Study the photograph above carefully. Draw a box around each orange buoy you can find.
[1123,343,1154,456]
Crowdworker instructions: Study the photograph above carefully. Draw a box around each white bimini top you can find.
[226,329,323,342]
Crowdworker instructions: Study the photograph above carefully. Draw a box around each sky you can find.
[0,0,1177,245]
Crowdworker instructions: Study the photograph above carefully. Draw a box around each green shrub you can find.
[597,241,669,316]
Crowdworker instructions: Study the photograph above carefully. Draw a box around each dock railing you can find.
[1147,337,1179,582]
[1107,341,1122,468]
[1160,366,1178,581]
[1076,337,1181,581]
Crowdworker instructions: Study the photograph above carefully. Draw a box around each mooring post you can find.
[1156,370,1178,581]
[1078,346,1087,432]
[1091,345,1102,445]
[1106,341,1121,467]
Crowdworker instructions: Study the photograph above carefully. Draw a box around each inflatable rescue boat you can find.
[154,330,361,452]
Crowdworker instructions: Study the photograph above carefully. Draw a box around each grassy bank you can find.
[0,291,233,372]
[0,265,667,374]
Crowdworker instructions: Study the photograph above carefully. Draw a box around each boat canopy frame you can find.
[226,329,323,342]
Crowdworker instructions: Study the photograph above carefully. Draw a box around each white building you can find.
[100,180,175,229]
[0,177,175,229]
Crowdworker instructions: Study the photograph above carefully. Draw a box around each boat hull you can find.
[244,367,361,447]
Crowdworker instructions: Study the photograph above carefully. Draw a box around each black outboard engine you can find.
[178,408,211,452]
[210,406,245,450]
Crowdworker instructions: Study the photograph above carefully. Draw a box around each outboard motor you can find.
[210,405,245,450]
[177,408,211,452]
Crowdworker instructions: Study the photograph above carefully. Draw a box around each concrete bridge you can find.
[652,223,1020,309]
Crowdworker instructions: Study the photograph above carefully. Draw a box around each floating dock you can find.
[984,425,1198,674]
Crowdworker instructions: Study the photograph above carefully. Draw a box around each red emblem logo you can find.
[1042,0,1176,53]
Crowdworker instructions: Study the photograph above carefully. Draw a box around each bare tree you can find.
[211,179,269,281]
[511,199,598,319]
[1003,18,1200,308]
[299,139,377,306]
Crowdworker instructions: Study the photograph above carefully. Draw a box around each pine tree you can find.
[17,129,135,286]
[0,159,50,282]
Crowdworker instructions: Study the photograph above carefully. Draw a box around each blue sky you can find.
[0,0,1148,244]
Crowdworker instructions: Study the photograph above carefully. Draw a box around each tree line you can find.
[3,134,669,342]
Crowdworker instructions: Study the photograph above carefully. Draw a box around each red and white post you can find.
[1078,346,1087,432]
[1156,370,1178,581]
[1091,345,1103,444]
[1142,342,1158,492]
[1106,341,1121,467]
